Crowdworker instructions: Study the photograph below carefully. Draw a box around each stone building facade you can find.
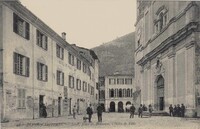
[135,1,200,117]
[104,74,135,112]
[0,1,99,121]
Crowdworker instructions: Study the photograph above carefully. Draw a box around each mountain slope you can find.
[92,32,135,77]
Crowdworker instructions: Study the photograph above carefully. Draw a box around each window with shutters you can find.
[82,81,87,92]
[83,63,87,73]
[13,13,30,40]
[76,58,81,70]
[109,78,116,85]
[13,52,29,77]
[36,30,48,50]
[117,78,124,84]
[91,86,94,95]
[57,70,64,86]
[69,75,74,88]
[37,62,48,81]
[87,84,90,93]
[76,79,81,90]
[125,78,132,84]
[18,89,26,108]
[56,44,64,60]
[68,52,75,66]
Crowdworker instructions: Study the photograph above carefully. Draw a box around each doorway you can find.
[39,95,44,117]
[118,101,123,112]
[58,97,61,116]
[157,75,165,111]
[110,101,115,112]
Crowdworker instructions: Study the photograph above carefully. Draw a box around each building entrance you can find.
[157,75,165,111]
[118,101,123,112]
[58,97,61,116]
[39,95,44,117]
[110,101,115,112]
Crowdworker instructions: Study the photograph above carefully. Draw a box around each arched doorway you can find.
[157,75,165,110]
[110,101,115,112]
[118,101,124,112]
[126,101,131,112]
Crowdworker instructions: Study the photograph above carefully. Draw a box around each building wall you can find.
[135,1,199,117]
[1,1,99,120]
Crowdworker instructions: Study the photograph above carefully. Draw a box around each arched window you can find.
[119,89,122,97]
[110,89,114,97]
[127,89,130,97]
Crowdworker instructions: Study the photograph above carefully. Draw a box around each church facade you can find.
[135,1,200,117]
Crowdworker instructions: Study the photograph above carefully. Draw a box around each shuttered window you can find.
[56,44,64,60]
[13,13,30,40]
[13,52,29,77]
[57,70,64,86]
[37,62,48,81]
[36,30,48,50]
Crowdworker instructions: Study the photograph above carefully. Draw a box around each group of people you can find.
[72,104,103,123]
[169,104,185,117]
[129,104,153,118]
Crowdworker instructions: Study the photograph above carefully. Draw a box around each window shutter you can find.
[25,22,30,40]
[62,72,64,86]
[37,62,39,79]
[56,44,59,57]
[45,36,48,50]
[13,53,17,74]
[13,13,18,33]
[26,57,30,77]
[62,48,64,60]
[69,76,71,88]
[45,65,48,81]
[57,71,59,85]
[36,30,39,45]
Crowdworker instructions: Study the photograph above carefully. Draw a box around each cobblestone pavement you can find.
[1,113,200,129]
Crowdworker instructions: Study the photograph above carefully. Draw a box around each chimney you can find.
[61,32,66,41]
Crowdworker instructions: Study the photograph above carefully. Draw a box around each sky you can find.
[19,0,137,49]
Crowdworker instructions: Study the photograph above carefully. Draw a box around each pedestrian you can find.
[181,104,185,117]
[86,104,93,122]
[43,103,47,118]
[130,104,136,118]
[142,104,147,111]
[173,105,177,117]
[97,104,103,122]
[138,104,143,118]
[169,104,173,117]
[177,104,181,117]
[148,104,153,117]
[73,105,76,119]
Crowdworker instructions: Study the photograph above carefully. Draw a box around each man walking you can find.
[97,104,103,122]
[169,104,173,117]
[181,104,186,117]
[86,104,93,122]
[138,104,143,118]
[130,104,136,118]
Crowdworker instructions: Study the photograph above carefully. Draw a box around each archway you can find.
[110,101,115,112]
[156,75,165,111]
[118,101,124,112]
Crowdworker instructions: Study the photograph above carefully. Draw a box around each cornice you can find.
[137,22,198,66]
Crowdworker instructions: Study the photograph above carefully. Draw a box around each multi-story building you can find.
[0,0,99,121]
[135,0,200,117]
[104,74,135,112]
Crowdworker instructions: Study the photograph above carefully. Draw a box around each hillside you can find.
[92,32,135,77]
